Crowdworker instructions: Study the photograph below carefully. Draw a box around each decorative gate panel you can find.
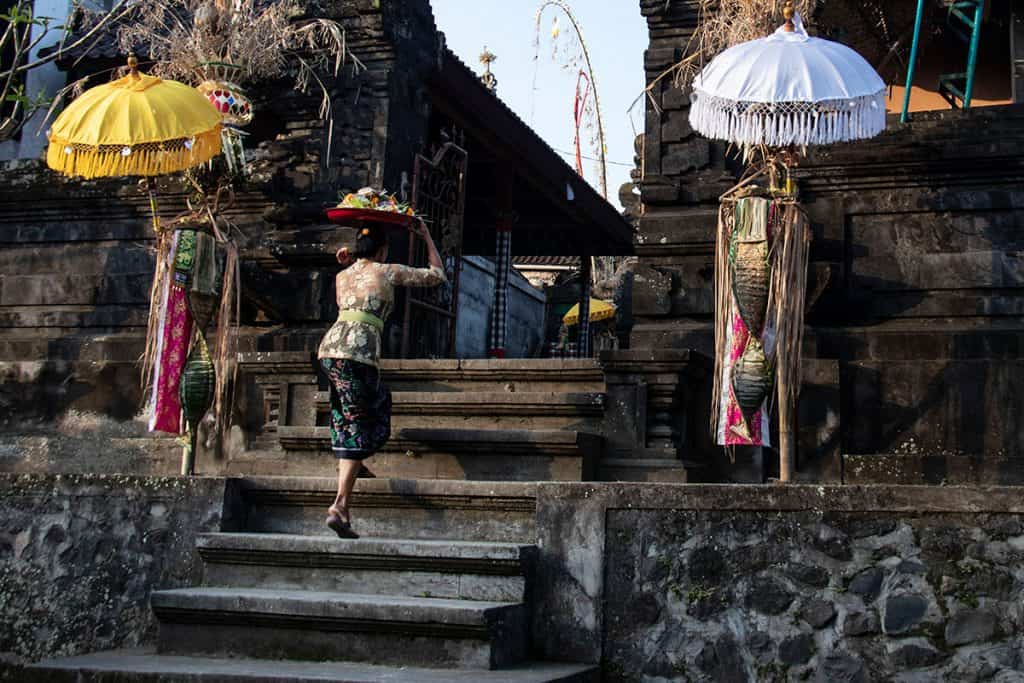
[400,139,468,358]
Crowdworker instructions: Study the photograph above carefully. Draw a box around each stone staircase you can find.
[29,477,596,681]
[25,353,704,680]
[233,355,608,481]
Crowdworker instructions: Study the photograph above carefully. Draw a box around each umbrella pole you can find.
[145,178,160,234]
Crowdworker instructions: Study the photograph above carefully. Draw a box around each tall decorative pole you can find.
[534,0,608,199]
[534,2,609,359]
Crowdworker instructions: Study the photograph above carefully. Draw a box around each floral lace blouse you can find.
[317,259,446,366]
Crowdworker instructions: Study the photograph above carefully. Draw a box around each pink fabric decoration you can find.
[723,309,766,446]
[149,283,193,433]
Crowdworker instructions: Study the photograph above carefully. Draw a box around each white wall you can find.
[456,255,546,359]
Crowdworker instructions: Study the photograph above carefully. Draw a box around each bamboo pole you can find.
[778,386,795,482]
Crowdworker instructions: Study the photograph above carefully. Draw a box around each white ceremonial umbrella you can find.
[689,10,886,147]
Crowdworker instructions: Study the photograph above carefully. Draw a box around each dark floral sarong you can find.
[320,358,392,460]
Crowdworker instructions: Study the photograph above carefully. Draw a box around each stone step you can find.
[276,427,601,481]
[230,477,538,543]
[313,391,606,431]
[238,353,606,392]
[598,458,691,483]
[28,648,599,682]
[151,588,528,670]
[197,532,533,602]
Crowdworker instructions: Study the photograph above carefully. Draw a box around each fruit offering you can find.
[338,187,415,216]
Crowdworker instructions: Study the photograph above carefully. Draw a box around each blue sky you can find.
[430,1,648,210]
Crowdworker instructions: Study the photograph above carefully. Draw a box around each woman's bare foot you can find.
[326,505,358,539]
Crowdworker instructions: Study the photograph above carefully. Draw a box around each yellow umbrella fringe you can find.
[46,125,222,179]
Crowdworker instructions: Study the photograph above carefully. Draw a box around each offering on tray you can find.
[338,187,416,216]
[326,187,419,228]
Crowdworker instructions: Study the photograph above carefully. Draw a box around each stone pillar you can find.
[598,348,712,482]
[577,256,591,358]
[631,0,733,353]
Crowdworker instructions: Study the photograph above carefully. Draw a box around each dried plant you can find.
[116,0,363,116]
[672,0,816,90]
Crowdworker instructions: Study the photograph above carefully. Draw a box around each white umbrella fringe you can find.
[689,89,886,147]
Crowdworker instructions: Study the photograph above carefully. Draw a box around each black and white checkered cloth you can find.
[577,262,592,358]
[488,229,512,357]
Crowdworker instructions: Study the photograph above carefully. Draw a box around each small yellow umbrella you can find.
[46,57,222,179]
[563,298,616,326]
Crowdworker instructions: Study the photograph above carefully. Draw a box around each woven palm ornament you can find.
[690,3,885,479]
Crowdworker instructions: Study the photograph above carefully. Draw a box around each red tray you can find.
[326,207,416,229]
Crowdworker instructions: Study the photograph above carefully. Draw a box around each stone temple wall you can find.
[635,1,1024,481]
[0,0,439,425]
[0,474,225,673]
[534,482,1024,682]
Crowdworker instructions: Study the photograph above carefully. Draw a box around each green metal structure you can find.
[901,0,986,123]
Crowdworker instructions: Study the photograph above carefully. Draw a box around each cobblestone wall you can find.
[535,483,1024,681]
[0,474,225,671]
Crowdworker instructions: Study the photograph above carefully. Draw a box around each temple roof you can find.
[429,49,634,257]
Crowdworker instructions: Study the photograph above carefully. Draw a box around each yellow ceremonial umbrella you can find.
[44,57,224,478]
[46,56,222,179]
[563,298,616,326]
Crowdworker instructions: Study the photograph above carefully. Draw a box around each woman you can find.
[318,220,446,538]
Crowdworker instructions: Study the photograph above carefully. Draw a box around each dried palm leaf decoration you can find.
[731,336,774,426]
[729,198,771,338]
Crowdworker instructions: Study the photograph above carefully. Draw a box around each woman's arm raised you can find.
[413,219,443,270]
[385,221,447,288]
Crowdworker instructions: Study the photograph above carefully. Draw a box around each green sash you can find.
[339,310,384,330]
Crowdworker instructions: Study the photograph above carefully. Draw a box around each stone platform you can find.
[20,475,594,681]
[8,474,1024,681]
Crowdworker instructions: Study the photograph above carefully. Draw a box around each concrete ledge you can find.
[29,648,600,683]
[534,481,1024,513]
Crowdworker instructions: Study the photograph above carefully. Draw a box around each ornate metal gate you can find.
[400,138,468,358]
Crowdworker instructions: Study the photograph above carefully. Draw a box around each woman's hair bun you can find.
[352,224,388,259]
